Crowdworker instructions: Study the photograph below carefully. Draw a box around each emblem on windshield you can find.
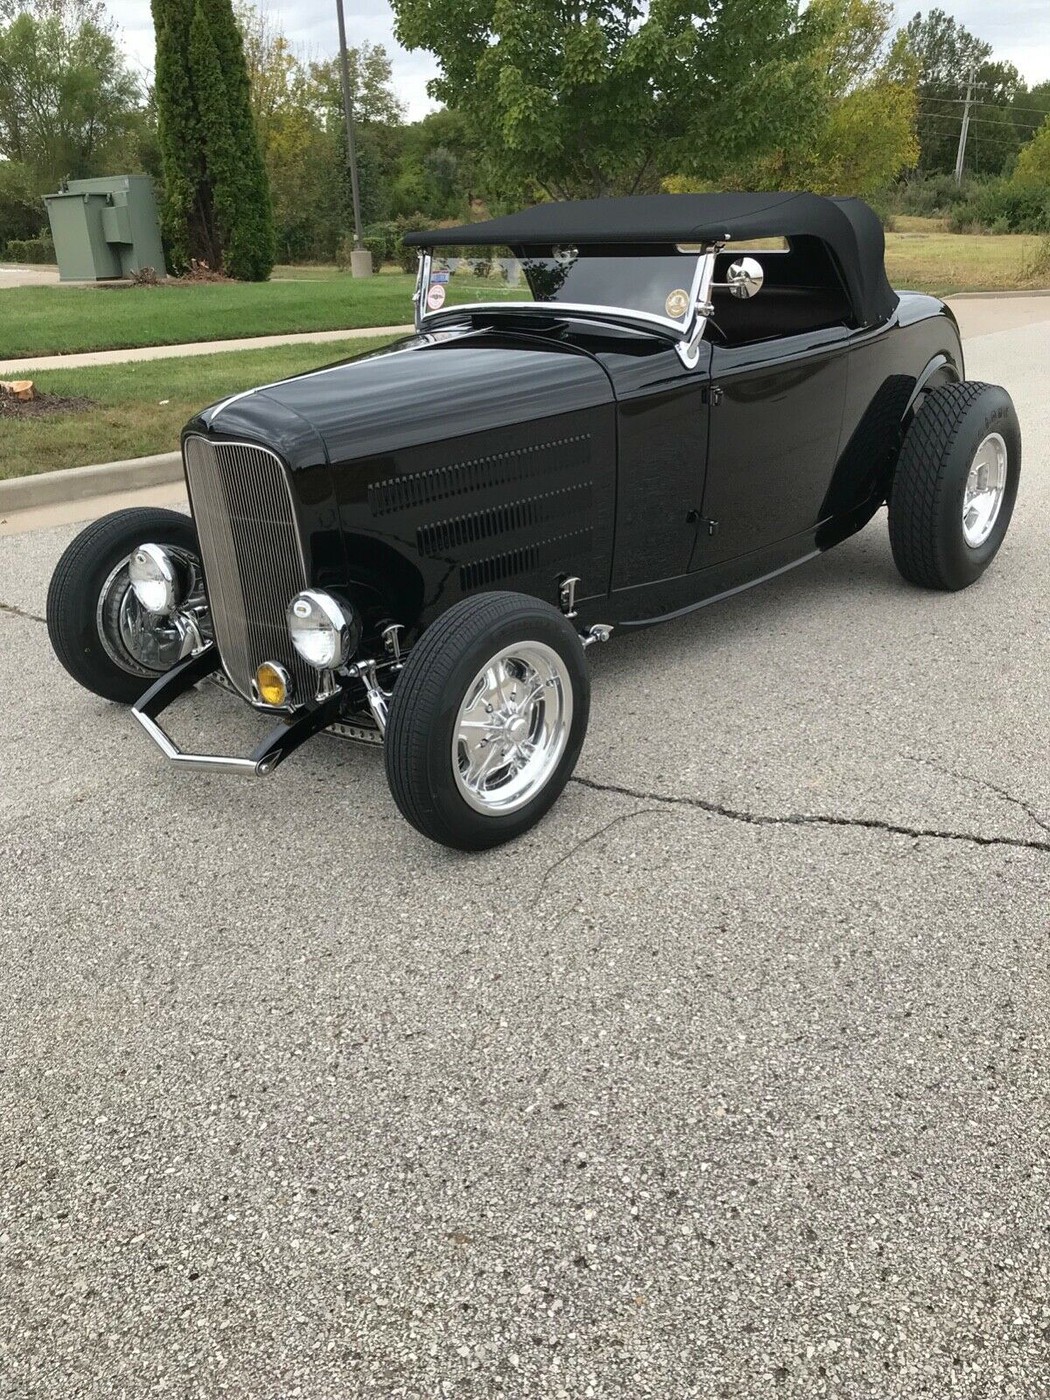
[665,288,690,319]
[426,283,446,310]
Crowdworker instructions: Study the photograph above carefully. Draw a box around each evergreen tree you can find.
[151,0,274,279]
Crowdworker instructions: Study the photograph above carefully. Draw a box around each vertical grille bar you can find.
[183,436,313,703]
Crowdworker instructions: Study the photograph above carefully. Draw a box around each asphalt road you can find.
[2,316,1050,1399]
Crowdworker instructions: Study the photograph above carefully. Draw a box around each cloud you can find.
[893,1,1050,87]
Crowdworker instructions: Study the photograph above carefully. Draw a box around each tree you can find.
[0,7,140,185]
[0,158,44,241]
[1013,114,1050,188]
[904,8,990,89]
[744,0,918,195]
[152,0,274,278]
[904,9,1019,176]
[392,107,475,219]
[1012,81,1050,146]
[391,0,832,201]
[0,0,107,22]
[236,3,406,258]
[305,47,406,229]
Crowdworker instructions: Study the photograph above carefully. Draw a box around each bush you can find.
[0,161,44,247]
[363,235,388,268]
[884,171,1050,235]
[336,230,393,270]
[393,214,435,273]
[894,172,972,220]
[364,221,398,264]
[3,234,56,263]
[1022,235,1050,281]
[948,180,1050,234]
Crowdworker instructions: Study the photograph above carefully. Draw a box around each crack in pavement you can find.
[7,585,1046,866]
[904,753,1050,838]
[568,774,1050,857]
[541,807,673,887]
[0,600,46,624]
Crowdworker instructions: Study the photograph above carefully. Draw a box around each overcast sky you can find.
[107,0,1050,121]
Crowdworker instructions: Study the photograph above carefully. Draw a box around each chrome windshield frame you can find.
[676,249,720,368]
[412,246,719,358]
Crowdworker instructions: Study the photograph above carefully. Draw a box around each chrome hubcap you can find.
[962,432,1008,549]
[96,548,208,677]
[452,642,573,816]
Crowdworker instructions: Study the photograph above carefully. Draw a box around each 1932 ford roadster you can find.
[47,193,1021,850]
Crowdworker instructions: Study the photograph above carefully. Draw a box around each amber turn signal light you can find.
[255,661,291,707]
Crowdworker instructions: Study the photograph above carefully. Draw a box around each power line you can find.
[922,97,1050,118]
[921,113,1030,129]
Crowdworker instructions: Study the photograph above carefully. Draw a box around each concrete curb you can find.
[948,289,1050,300]
[0,451,182,512]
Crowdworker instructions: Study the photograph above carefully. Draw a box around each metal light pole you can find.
[335,0,372,277]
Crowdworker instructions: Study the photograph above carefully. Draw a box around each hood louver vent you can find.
[459,528,592,592]
[368,434,591,517]
[417,483,593,559]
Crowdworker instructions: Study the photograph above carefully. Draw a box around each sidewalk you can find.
[0,264,60,290]
[0,323,414,376]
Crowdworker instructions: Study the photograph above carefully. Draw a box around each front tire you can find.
[888,381,1020,590]
[47,507,203,704]
[384,592,591,851]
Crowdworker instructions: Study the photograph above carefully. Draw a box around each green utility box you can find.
[43,175,166,282]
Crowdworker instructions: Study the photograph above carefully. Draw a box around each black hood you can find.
[193,329,615,471]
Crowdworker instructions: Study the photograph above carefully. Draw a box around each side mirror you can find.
[716,256,764,300]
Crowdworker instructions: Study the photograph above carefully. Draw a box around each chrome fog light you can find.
[129,543,182,615]
[286,589,356,670]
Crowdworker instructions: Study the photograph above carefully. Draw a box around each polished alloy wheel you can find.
[452,641,573,815]
[961,431,1008,549]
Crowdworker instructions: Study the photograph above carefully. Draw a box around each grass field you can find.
[884,218,1049,296]
[4,227,1048,362]
[3,225,1049,481]
[0,335,397,480]
[0,274,416,359]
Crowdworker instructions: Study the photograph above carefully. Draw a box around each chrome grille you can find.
[183,436,313,703]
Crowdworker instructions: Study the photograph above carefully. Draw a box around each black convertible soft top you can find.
[405,192,898,329]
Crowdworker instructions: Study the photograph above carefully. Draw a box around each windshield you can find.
[418,245,702,330]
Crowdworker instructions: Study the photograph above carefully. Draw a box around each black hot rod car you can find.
[47,193,1021,850]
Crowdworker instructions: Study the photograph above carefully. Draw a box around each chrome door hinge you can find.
[702,385,724,406]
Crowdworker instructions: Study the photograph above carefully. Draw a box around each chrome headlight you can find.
[286,589,356,670]
[129,543,182,615]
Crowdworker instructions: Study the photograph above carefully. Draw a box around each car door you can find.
[691,326,850,571]
[605,340,714,593]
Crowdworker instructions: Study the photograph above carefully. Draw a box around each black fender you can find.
[869,352,964,507]
[902,351,962,426]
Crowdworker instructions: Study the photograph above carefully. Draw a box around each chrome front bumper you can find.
[131,644,343,776]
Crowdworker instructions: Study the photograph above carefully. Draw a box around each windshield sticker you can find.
[426,282,447,310]
[665,288,690,320]
[431,271,450,284]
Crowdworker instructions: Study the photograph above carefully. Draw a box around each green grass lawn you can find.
[272,264,351,280]
[1,335,397,480]
[1,276,416,359]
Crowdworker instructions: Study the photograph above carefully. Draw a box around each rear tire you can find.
[384,592,590,851]
[47,507,202,704]
[888,381,1020,590]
